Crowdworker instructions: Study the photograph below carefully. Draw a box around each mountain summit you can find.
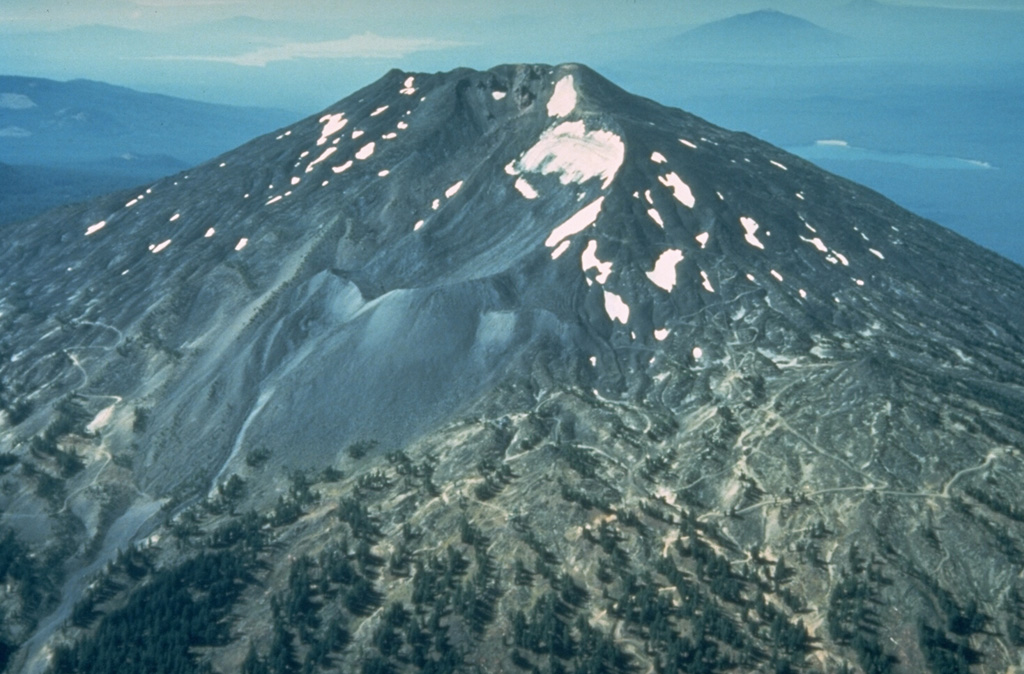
[668,10,856,61]
[2,64,1023,673]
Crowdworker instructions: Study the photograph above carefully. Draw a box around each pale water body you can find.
[787,140,994,171]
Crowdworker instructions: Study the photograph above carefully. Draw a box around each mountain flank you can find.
[0,63,1022,673]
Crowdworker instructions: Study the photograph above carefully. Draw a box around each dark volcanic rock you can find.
[1,64,1023,673]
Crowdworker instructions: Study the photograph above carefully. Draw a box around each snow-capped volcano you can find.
[2,64,1024,674]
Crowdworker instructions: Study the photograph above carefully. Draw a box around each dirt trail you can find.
[17,498,166,674]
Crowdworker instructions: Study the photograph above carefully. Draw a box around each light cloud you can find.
[0,93,38,109]
[142,32,468,66]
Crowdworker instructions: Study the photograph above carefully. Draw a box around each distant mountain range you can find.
[0,75,296,224]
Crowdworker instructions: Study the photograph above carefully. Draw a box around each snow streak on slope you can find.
[546,197,605,251]
[547,74,577,117]
[517,121,624,190]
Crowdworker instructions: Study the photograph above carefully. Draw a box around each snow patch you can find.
[869,248,885,260]
[603,290,630,324]
[85,221,107,236]
[646,208,664,228]
[514,177,538,199]
[654,328,670,341]
[739,217,765,249]
[266,195,283,205]
[770,269,784,282]
[382,132,397,139]
[413,219,425,231]
[679,138,698,149]
[400,76,416,95]
[152,239,172,254]
[492,90,506,100]
[545,196,604,249]
[551,241,571,259]
[770,160,788,170]
[355,142,375,160]
[352,129,365,139]
[371,105,389,117]
[397,121,408,130]
[318,113,348,145]
[205,228,215,237]
[517,121,624,189]
[332,160,353,174]
[700,271,715,293]
[646,249,684,292]
[169,213,180,222]
[581,239,613,284]
[799,288,807,298]
[235,238,248,251]
[832,250,849,266]
[801,236,828,252]
[431,199,440,210]
[378,169,390,177]
[692,346,703,359]
[306,146,338,172]
[547,74,577,117]
[445,180,463,198]
[291,176,301,186]
[657,172,695,208]
[651,151,667,164]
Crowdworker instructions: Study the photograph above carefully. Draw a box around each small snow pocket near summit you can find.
[547,75,577,117]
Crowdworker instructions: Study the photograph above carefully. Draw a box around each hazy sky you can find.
[3,0,1023,30]
[3,0,1023,110]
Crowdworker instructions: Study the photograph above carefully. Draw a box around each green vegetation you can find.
[31,384,1021,673]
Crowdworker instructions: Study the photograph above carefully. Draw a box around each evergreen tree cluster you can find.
[0,526,46,615]
[826,547,896,674]
[50,551,254,674]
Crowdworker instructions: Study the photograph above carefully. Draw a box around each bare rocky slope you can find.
[1,64,1023,673]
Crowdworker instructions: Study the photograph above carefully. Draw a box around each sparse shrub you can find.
[245,447,271,468]
[132,406,150,433]
[347,439,378,460]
